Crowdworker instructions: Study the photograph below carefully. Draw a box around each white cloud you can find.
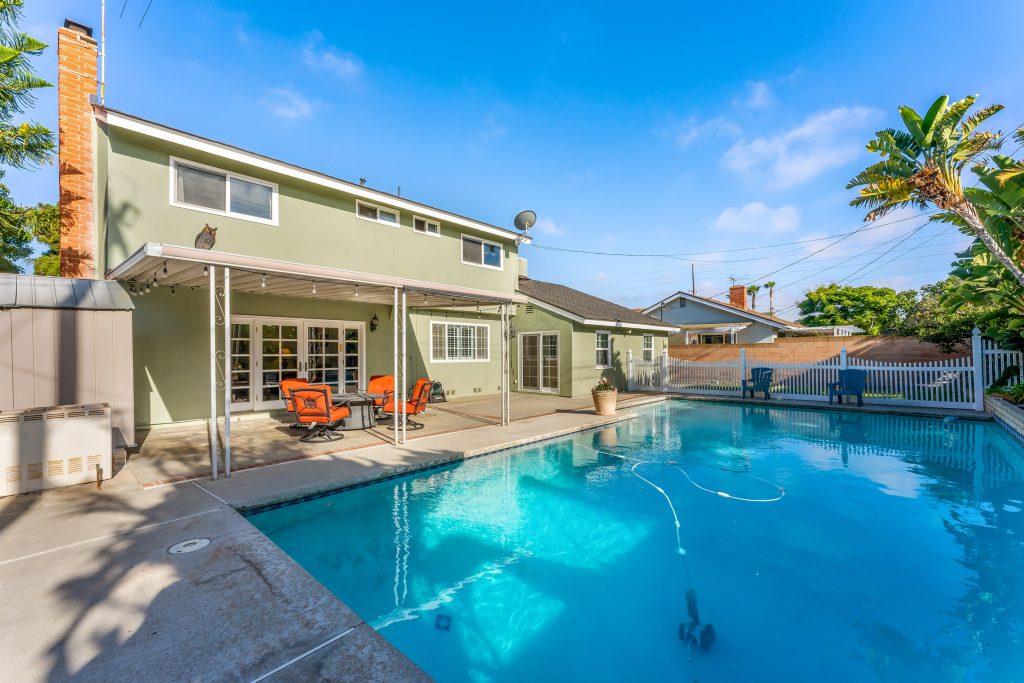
[302,30,364,82]
[714,202,800,233]
[742,81,774,109]
[672,116,741,149]
[264,88,317,121]
[534,217,566,236]
[721,106,882,189]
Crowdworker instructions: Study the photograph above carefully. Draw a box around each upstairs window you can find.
[461,235,503,270]
[172,158,276,224]
[642,334,654,362]
[430,322,489,362]
[413,216,440,236]
[596,331,611,368]
[356,200,399,226]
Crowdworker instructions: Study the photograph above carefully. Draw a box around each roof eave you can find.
[95,106,525,245]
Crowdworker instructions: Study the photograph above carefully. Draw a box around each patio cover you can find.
[107,243,522,478]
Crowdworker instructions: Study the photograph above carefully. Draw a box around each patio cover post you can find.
[401,288,407,444]
[392,287,399,446]
[208,264,219,480]
[501,304,509,426]
[223,267,232,477]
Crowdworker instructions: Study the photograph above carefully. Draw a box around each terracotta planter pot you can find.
[592,389,618,416]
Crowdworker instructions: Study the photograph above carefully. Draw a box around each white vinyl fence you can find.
[628,328,1023,412]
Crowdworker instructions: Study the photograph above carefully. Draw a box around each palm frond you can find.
[959,103,1005,138]
[920,95,948,145]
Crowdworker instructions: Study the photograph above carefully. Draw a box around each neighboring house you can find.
[56,21,529,433]
[515,275,676,395]
[643,285,800,344]
[778,325,863,338]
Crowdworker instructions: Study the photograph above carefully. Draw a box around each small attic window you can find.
[677,298,687,308]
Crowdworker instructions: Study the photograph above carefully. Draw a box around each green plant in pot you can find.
[592,377,617,416]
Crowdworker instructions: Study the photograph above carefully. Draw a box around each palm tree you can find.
[747,284,761,310]
[848,95,1024,287]
[763,280,777,315]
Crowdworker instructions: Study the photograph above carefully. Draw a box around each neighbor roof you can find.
[518,277,676,331]
[0,274,133,310]
[642,290,800,329]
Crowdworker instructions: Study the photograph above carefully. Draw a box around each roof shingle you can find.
[518,277,675,329]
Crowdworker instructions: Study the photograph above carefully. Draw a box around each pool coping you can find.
[666,393,993,421]
[202,405,658,515]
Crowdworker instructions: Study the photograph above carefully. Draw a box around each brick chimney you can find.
[729,284,747,309]
[57,20,98,278]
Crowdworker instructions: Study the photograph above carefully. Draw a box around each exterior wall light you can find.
[370,314,379,333]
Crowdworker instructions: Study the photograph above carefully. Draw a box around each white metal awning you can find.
[673,323,751,331]
[106,242,527,308]
[106,242,516,479]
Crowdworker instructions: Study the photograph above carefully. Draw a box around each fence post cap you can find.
[972,327,982,335]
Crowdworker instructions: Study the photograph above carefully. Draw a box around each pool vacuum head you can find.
[679,588,716,650]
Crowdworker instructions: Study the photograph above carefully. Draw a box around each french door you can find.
[520,332,559,392]
[229,317,364,412]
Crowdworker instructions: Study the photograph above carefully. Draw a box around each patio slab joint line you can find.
[0,507,224,566]
[249,624,360,683]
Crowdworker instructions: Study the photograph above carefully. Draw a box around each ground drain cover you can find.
[168,538,210,554]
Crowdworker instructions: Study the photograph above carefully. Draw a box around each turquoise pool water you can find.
[249,401,1024,682]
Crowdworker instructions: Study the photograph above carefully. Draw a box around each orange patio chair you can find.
[367,375,395,408]
[280,377,310,413]
[290,384,351,442]
[381,378,432,430]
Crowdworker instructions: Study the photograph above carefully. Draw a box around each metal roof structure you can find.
[0,274,133,311]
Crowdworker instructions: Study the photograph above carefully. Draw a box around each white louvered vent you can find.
[0,404,112,495]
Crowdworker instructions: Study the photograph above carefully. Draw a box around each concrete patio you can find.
[126,392,654,487]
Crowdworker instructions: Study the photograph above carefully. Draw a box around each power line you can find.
[529,210,935,260]
[138,0,154,27]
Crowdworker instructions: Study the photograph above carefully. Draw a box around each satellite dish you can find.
[514,209,537,233]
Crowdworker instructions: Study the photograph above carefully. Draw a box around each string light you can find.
[203,265,208,276]
[261,275,266,288]
[354,285,359,297]
[162,261,168,276]
[311,282,317,294]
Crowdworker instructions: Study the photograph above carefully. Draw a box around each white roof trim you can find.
[98,108,529,245]
[108,242,528,304]
[643,291,790,329]
[526,296,678,332]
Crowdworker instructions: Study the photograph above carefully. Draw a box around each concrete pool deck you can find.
[0,397,655,682]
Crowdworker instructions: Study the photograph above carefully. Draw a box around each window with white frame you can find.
[642,334,654,362]
[413,216,440,236]
[596,331,611,368]
[431,321,489,362]
[461,235,503,269]
[355,200,400,226]
[172,158,277,223]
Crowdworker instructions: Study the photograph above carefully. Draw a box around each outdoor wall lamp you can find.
[370,314,379,333]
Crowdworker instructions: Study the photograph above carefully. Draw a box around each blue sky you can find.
[11,1,1024,316]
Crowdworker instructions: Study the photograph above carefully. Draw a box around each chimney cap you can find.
[63,19,93,37]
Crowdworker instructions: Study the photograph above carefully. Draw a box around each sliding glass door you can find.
[520,332,559,393]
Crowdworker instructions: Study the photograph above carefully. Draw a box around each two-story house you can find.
[55,20,673,455]
[57,21,527,448]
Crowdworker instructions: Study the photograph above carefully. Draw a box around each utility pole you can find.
[690,263,695,294]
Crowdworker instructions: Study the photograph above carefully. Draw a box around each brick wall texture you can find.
[57,25,98,278]
[669,336,966,364]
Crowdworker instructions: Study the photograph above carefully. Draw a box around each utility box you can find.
[0,403,112,496]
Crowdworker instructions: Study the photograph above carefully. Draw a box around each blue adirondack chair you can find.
[828,369,867,407]
[741,367,773,399]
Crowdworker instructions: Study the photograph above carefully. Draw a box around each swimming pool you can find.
[249,401,1024,682]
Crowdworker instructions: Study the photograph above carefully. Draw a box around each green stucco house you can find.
[55,19,673,442]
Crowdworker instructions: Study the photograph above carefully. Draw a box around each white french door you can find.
[230,316,364,412]
[520,332,559,392]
